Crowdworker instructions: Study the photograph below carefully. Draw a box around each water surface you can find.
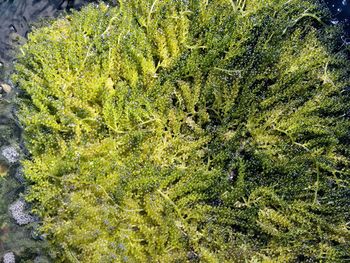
[0,0,95,78]
[0,1,93,261]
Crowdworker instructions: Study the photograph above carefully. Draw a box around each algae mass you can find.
[12,0,350,262]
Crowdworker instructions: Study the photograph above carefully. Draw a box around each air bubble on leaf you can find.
[331,18,339,25]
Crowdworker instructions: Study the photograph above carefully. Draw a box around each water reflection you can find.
[0,0,94,78]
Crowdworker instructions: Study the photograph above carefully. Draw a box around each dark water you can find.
[324,0,350,34]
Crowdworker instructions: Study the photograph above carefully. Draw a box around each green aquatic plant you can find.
[13,0,350,262]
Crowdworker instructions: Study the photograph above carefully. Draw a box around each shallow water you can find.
[0,1,94,261]
[0,0,95,79]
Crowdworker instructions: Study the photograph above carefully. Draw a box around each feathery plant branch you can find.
[12,0,350,262]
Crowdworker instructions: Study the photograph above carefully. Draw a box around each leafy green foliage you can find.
[13,0,350,261]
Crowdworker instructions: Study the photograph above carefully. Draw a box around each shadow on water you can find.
[0,1,95,261]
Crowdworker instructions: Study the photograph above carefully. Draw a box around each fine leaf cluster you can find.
[12,0,350,262]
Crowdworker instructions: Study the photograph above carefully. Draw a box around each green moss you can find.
[12,0,350,262]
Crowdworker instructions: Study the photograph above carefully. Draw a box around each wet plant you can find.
[13,0,350,262]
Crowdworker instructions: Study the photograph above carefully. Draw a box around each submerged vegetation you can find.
[12,0,350,261]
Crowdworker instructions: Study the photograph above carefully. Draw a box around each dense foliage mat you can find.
[13,0,350,262]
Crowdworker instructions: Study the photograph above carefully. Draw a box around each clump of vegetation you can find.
[13,0,350,261]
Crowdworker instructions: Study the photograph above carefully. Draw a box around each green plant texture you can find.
[12,0,350,262]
